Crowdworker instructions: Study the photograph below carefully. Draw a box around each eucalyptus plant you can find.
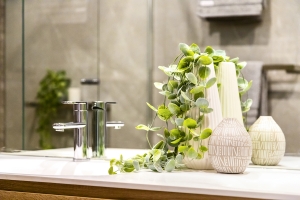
[109,43,252,174]
[36,70,70,149]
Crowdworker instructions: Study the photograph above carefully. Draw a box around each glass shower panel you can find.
[5,0,23,150]
[23,0,98,150]
[99,0,149,149]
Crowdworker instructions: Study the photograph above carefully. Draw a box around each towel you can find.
[241,61,267,126]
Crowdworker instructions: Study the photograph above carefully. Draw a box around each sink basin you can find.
[0,148,148,176]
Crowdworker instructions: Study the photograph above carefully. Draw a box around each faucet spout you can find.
[106,121,124,129]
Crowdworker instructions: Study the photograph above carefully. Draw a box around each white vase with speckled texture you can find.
[249,116,285,166]
[208,118,252,174]
[184,63,223,170]
[217,62,243,125]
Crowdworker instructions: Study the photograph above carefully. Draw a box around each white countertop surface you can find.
[0,148,300,199]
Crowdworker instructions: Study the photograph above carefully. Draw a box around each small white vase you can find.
[248,116,286,166]
[184,63,223,170]
[217,62,243,125]
[208,118,252,174]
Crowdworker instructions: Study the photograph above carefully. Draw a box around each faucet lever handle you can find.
[105,102,116,110]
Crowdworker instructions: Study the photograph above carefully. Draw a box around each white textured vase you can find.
[208,118,252,174]
[249,116,286,166]
[217,62,243,125]
[184,63,223,170]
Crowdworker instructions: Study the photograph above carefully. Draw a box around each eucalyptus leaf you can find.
[135,124,150,131]
[157,134,165,139]
[180,104,189,112]
[200,128,212,139]
[196,152,203,159]
[190,43,201,54]
[159,90,172,97]
[206,77,217,88]
[199,66,211,79]
[150,127,162,131]
[190,85,204,94]
[164,128,170,138]
[240,80,253,96]
[168,80,179,89]
[194,91,204,101]
[110,159,117,167]
[185,73,198,85]
[170,129,181,139]
[181,91,191,101]
[198,55,213,65]
[178,145,189,153]
[204,46,214,54]
[195,98,209,108]
[175,118,184,126]
[146,102,158,112]
[200,107,213,114]
[157,106,173,121]
[165,159,176,172]
[179,43,194,56]
[154,82,164,90]
[199,145,208,152]
[190,130,199,137]
[168,94,177,100]
[170,137,182,144]
[212,55,224,63]
[178,56,194,71]
[230,57,239,63]
[183,118,197,129]
[175,154,183,164]
[133,160,140,171]
[237,61,247,70]
[187,147,198,159]
[108,166,116,175]
[123,167,135,173]
[214,50,226,57]
[153,161,164,173]
[237,77,248,90]
[153,149,162,162]
[158,66,171,76]
[168,103,181,115]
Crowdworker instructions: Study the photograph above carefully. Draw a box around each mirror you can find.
[1,0,300,170]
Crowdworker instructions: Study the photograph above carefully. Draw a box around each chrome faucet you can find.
[53,101,124,161]
[53,101,91,161]
[91,101,124,158]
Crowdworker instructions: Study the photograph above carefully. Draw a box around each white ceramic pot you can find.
[248,116,285,166]
[184,63,223,170]
[217,62,243,125]
[208,118,252,173]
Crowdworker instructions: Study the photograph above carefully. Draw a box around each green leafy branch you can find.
[36,70,70,149]
[109,43,252,174]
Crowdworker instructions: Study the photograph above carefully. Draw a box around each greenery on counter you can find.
[109,43,252,174]
[36,70,70,149]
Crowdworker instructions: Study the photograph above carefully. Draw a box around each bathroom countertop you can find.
[0,149,300,199]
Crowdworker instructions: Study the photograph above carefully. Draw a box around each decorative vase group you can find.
[248,116,285,166]
[184,62,285,172]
